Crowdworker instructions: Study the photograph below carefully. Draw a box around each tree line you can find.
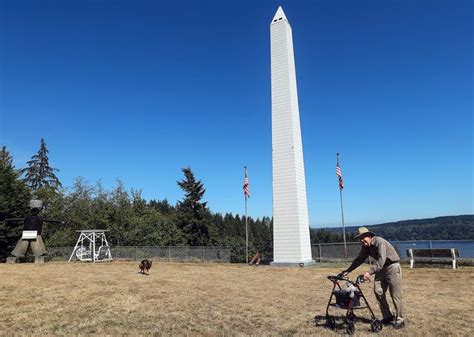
[3,140,470,262]
[362,215,474,241]
[0,139,353,262]
[320,215,474,241]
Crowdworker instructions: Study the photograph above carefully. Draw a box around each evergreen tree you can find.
[176,167,214,246]
[128,208,185,246]
[20,138,61,192]
[131,189,147,216]
[0,148,31,260]
[0,146,13,168]
[149,198,175,215]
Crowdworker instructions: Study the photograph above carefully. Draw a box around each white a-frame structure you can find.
[69,230,112,262]
[270,7,314,267]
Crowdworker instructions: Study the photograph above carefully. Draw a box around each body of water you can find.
[390,240,474,258]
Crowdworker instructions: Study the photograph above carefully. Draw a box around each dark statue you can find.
[6,200,63,264]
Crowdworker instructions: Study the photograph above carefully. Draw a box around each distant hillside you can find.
[319,215,474,241]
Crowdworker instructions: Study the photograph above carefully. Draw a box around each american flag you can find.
[336,154,344,190]
[243,166,250,198]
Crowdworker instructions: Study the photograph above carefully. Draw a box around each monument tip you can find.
[271,6,287,24]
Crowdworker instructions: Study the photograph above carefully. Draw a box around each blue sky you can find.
[0,0,472,227]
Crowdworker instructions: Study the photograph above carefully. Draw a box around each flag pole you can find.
[244,166,249,264]
[337,153,348,259]
[245,193,248,264]
[339,185,348,259]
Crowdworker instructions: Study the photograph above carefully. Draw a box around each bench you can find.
[407,248,459,269]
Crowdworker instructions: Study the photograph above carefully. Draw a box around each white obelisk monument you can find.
[270,6,314,266]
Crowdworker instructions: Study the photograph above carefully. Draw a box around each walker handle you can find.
[327,275,348,282]
[356,275,365,284]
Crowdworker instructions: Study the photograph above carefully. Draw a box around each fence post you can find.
[168,246,171,262]
[319,244,322,263]
[135,247,137,261]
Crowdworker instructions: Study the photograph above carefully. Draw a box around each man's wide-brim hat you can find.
[355,226,375,238]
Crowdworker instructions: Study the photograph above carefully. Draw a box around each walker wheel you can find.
[371,319,383,332]
[347,311,356,321]
[325,315,336,330]
[345,320,355,335]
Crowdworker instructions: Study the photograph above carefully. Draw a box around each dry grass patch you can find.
[0,261,473,336]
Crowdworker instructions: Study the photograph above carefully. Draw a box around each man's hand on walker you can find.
[363,272,371,281]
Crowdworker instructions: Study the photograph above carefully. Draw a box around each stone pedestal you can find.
[6,256,18,264]
[34,256,47,264]
[5,256,48,263]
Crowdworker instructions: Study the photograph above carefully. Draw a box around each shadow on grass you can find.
[314,314,379,334]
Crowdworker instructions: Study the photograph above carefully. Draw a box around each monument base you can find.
[270,259,316,268]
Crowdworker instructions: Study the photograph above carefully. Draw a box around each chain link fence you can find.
[49,246,232,262]
[311,242,361,262]
[48,244,357,263]
[47,240,474,263]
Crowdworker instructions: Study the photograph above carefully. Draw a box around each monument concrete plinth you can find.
[270,260,316,268]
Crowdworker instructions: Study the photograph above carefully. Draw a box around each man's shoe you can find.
[381,315,395,325]
[393,319,405,329]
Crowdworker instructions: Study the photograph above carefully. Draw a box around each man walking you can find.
[339,227,405,329]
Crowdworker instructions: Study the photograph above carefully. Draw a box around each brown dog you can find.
[139,259,152,275]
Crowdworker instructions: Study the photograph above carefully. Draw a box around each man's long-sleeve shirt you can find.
[346,236,400,274]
